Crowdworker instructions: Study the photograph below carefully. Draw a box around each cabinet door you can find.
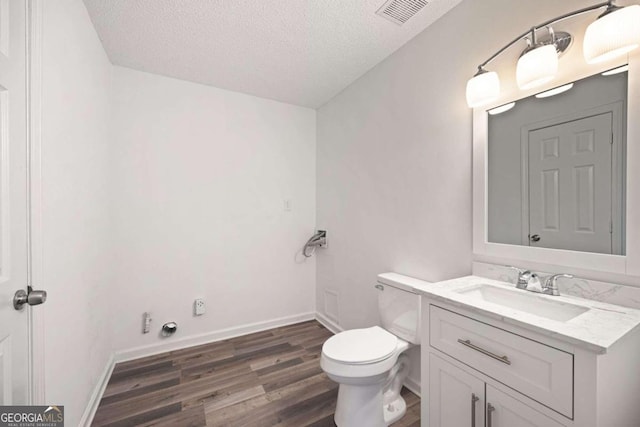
[486,385,566,427]
[429,354,484,427]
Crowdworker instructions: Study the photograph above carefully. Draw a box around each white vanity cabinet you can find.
[420,295,640,427]
[428,353,484,427]
[429,353,564,427]
[485,385,565,427]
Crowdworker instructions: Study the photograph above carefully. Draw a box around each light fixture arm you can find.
[530,27,537,46]
[477,1,612,70]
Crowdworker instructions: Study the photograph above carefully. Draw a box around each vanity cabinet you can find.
[486,385,565,427]
[429,353,564,427]
[429,305,573,417]
[421,296,640,427]
[428,353,484,427]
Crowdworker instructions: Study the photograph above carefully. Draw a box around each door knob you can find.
[529,234,541,242]
[13,287,47,310]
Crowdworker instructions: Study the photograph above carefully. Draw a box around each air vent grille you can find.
[376,0,428,25]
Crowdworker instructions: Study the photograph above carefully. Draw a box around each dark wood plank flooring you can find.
[93,320,420,426]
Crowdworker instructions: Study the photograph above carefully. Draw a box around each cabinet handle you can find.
[471,393,479,427]
[457,339,511,365]
[487,403,495,427]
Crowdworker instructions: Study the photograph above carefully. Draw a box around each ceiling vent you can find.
[376,0,428,25]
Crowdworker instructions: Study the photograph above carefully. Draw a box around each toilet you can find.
[320,275,422,427]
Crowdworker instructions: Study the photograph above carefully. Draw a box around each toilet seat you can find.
[322,326,398,365]
[321,327,410,379]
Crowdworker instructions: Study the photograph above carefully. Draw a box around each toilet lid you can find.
[322,326,398,365]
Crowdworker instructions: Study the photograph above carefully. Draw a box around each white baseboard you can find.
[79,354,115,427]
[315,312,342,334]
[114,312,316,363]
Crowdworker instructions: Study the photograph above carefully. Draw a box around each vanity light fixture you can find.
[466,67,500,108]
[516,28,560,91]
[535,83,574,98]
[488,102,516,115]
[466,1,640,108]
[584,4,640,63]
[602,64,629,75]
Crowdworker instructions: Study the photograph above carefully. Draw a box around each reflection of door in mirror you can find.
[526,112,621,254]
[487,71,627,256]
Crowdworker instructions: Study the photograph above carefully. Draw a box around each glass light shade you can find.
[488,102,515,115]
[584,5,640,64]
[602,64,629,76]
[535,83,574,98]
[516,44,558,90]
[466,71,500,108]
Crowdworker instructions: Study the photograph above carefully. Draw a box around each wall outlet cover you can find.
[194,298,206,316]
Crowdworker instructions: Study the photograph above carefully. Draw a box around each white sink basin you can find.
[456,284,590,322]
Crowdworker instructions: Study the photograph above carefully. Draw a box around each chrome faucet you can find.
[506,266,573,296]
[542,274,574,296]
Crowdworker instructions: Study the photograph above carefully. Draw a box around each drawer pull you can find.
[457,339,512,365]
[487,403,495,427]
[471,393,479,427]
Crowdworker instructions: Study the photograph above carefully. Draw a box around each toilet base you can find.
[382,354,410,424]
[332,382,409,427]
[332,354,411,427]
[334,378,387,427]
[383,393,407,425]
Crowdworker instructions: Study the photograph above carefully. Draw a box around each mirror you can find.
[487,68,627,255]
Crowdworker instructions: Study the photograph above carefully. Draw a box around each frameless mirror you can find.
[487,68,627,255]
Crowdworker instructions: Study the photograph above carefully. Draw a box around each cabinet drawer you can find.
[429,305,573,418]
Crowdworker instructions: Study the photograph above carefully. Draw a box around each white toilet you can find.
[320,275,422,427]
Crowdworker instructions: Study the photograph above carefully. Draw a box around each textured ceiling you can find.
[83,0,461,108]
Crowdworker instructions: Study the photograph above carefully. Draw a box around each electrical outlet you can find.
[194,298,206,316]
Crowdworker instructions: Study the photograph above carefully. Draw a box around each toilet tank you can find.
[377,274,423,345]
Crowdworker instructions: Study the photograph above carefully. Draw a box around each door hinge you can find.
[610,219,613,234]
[611,132,614,145]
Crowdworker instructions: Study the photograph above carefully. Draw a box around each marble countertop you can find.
[378,273,640,354]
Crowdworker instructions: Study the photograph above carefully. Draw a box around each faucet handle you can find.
[505,266,530,289]
[543,274,574,296]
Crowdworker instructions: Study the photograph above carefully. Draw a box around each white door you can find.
[429,354,485,427]
[485,385,565,427]
[528,113,615,254]
[0,1,31,404]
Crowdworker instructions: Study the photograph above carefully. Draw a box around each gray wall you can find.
[41,0,114,424]
[110,67,317,354]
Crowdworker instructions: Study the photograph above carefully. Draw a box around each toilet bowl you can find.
[320,274,423,427]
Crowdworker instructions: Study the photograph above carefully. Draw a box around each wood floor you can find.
[92,320,420,427]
